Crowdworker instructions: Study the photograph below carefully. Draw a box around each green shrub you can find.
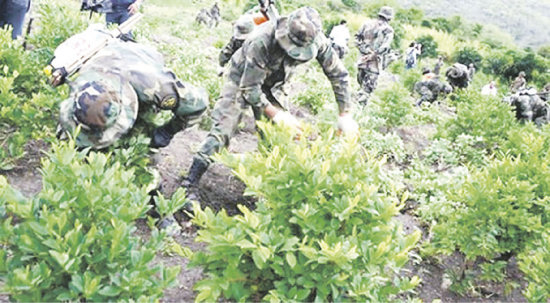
[369,83,415,127]
[437,90,518,151]
[416,35,438,58]
[519,233,550,302]
[427,131,550,299]
[0,141,179,301]
[190,123,420,302]
[452,47,483,68]
[483,48,550,88]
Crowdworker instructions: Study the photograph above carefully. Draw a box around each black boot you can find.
[181,157,209,202]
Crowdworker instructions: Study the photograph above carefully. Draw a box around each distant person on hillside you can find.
[53,26,207,150]
[195,2,221,28]
[210,2,220,27]
[218,14,255,70]
[540,83,550,101]
[182,7,357,204]
[509,71,527,93]
[481,80,498,96]
[405,42,421,70]
[504,88,549,126]
[468,63,476,82]
[0,0,31,39]
[445,62,470,89]
[329,20,350,59]
[355,6,394,105]
[433,55,444,75]
[414,67,452,106]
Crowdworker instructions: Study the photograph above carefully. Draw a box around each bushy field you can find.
[1,0,549,301]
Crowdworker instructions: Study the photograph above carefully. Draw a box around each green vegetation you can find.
[0,141,180,301]
[0,0,549,301]
[190,123,420,302]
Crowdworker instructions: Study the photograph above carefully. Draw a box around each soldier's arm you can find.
[219,38,241,67]
[316,36,351,114]
[355,23,366,49]
[376,27,393,55]
[239,40,269,109]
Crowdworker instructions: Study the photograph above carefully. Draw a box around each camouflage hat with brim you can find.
[234,14,255,40]
[275,7,322,61]
[59,80,138,149]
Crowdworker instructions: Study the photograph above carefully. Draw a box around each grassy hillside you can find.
[400,0,550,48]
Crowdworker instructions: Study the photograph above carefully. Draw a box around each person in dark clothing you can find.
[105,0,142,39]
[0,0,31,39]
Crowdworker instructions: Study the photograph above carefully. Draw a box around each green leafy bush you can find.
[427,130,550,299]
[483,48,550,88]
[452,47,483,68]
[0,141,179,301]
[437,90,518,151]
[369,83,415,127]
[416,35,438,58]
[190,123,420,302]
[519,233,550,302]
[424,135,487,168]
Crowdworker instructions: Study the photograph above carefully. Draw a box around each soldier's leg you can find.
[1,0,28,39]
[357,69,379,105]
[184,81,244,198]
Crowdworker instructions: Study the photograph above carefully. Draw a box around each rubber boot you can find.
[181,157,209,203]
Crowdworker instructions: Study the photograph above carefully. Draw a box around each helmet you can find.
[378,6,394,21]
[422,67,431,75]
[233,15,255,40]
[58,79,138,149]
[519,71,526,77]
[275,7,322,61]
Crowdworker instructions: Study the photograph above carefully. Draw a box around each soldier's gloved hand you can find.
[337,113,359,136]
[272,110,300,128]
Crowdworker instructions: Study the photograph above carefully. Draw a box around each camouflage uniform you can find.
[509,72,526,93]
[195,8,212,27]
[219,15,255,67]
[414,76,452,106]
[433,56,444,75]
[540,83,550,102]
[355,6,394,104]
[210,2,221,27]
[193,7,350,172]
[445,63,470,89]
[504,89,550,126]
[58,38,207,149]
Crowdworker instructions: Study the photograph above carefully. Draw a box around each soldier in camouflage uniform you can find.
[509,71,527,93]
[182,7,357,201]
[57,31,207,149]
[414,68,452,106]
[540,83,550,102]
[445,62,470,89]
[433,56,444,75]
[219,14,255,68]
[504,88,550,126]
[355,6,394,105]
[210,2,221,27]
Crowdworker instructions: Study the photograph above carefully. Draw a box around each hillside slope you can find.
[400,0,550,48]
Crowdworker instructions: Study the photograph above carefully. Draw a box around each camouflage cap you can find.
[378,6,394,21]
[59,80,138,149]
[275,7,322,61]
[233,15,255,40]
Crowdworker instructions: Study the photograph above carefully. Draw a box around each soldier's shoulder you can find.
[244,21,277,50]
